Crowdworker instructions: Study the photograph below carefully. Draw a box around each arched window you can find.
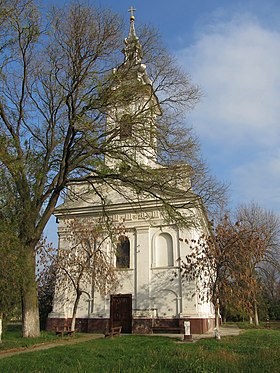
[155,233,173,267]
[116,236,130,268]
[119,114,133,140]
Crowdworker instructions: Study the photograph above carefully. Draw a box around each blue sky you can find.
[44,0,280,244]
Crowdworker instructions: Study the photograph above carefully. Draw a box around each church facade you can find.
[47,12,215,335]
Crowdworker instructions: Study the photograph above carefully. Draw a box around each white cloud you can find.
[177,14,280,213]
[178,15,280,149]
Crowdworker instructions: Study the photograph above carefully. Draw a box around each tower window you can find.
[119,114,133,140]
[116,236,130,268]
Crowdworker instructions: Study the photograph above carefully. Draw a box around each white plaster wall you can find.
[178,223,214,318]
[150,268,181,317]
[52,196,214,322]
[134,226,150,310]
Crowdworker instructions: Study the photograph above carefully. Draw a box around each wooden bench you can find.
[105,326,122,338]
[55,326,76,337]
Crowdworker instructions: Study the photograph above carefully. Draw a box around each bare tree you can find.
[37,256,57,330]
[38,218,121,332]
[180,217,239,332]
[235,203,280,324]
[235,203,280,269]
[260,262,280,320]
[0,1,225,337]
[180,214,272,332]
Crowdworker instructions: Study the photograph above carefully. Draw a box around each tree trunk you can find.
[0,313,2,343]
[254,300,259,326]
[21,246,40,337]
[215,300,220,330]
[214,300,221,339]
[71,291,82,332]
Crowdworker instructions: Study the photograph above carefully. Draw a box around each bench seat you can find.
[105,326,122,338]
[55,326,76,337]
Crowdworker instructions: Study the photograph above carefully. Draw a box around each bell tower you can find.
[105,8,161,169]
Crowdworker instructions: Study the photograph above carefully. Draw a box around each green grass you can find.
[0,324,75,351]
[235,320,280,330]
[0,329,280,373]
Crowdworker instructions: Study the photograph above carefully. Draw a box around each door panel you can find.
[110,294,132,333]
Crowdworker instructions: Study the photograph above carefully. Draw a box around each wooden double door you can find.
[110,294,132,333]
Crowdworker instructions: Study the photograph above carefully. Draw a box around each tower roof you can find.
[122,6,143,66]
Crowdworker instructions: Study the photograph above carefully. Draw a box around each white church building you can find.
[47,11,215,335]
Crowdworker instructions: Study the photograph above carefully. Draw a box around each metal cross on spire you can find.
[123,5,142,64]
[128,6,136,20]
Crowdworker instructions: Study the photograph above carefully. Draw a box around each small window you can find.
[119,114,133,140]
[116,236,130,268]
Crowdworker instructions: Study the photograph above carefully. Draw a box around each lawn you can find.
[0,328,279,373]
[0,324,71,351]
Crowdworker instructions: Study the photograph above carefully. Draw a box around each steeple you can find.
[105,7,161,169]
[120,7,151,85]
[122,7,143,65]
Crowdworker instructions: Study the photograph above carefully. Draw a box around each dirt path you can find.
[151,325,242,341]
[194,325,242,340]
[0,334,104,359]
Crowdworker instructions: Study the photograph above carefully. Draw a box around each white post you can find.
[183,321,193,342]
[184,321,190,335]
[214,327,221,340]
